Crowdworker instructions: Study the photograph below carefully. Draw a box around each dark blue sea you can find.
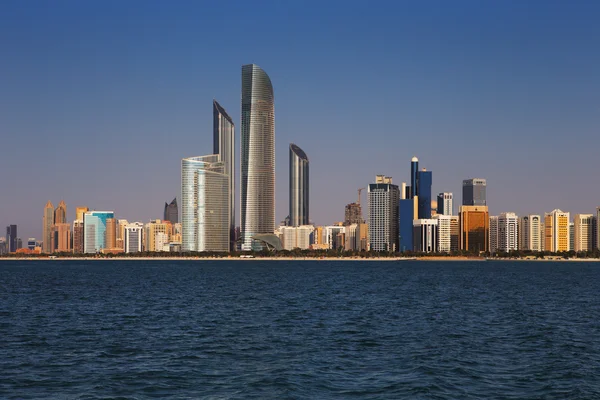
[1,260,600,399]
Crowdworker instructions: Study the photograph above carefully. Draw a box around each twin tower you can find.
[182,64,308,252]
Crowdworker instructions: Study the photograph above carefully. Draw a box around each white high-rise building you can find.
[433,215,452,253]
[279,225,314,250]
[489,216,499,253]
[497,212,519,252]
[437,193,453,216]
[519,215,542,251]
[413,219,438,253]
[124,222,144,253]
[368,176,400,252]
[574,214,594,252]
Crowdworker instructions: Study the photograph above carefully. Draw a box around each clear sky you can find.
[1,0,599,240]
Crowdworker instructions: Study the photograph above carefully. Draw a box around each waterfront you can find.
[1,260,599,398]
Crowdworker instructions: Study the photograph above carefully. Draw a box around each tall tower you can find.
[241,64,275,250]
[42,201,54,253]
[368,176,400,252]
[54,200,67,224]
[213,100,235,250]
[163,198,178,224]
[462,178,487,206]
[410,157,419,198]
[289,143,309,227]
[437,193,454,216]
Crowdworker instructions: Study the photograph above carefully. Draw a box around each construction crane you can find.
[357,188,364,205]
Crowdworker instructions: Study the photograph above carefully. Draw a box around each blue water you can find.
[1,260,600,399]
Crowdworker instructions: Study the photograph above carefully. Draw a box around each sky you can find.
[1,0,599,240]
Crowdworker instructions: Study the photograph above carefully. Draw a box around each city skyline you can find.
[2,1,600,240]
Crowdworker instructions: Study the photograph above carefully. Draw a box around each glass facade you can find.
[368,182,399,252]
[163,198,178,224]
[289,143,309,227]
[181,155,230,252]
[241,64,275,251]
[213,100,235,251]
[417,170,432,219]
[462,178,487,206]
[83,211,114,254]
[399,197,418,252]
[459,206,489,253]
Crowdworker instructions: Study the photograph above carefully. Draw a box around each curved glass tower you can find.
[289,143,309,227]
[181,155,230,252]
[213,100,235,251]
[241,64,275,250]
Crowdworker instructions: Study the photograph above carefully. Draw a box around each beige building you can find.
[459,205,489,253]
[52,223,72,252]
[75,207,89,221]
[279,225,314,250]
[54,200,67,224]
[519,215,542,252]
[544,209,570,252]
[145,220,172,252]
[42,201,54,253]
[574,214,594,252]
[105,218,117,250]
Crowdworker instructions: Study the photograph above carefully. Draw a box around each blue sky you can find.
[1,0,599,240]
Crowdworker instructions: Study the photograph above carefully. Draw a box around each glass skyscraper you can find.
[289,143,309,227]
[213,100,235,251]
[163,198,178,224]
[83,211,115,254]
[462,178,487,206]
[241,64,275,250]
[417,170,432,219]
[181,155,230,252]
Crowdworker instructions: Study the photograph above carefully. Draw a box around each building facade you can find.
[54,200,67,224]
[399,196,418,252]
[544,209,570,252]
[6,225,17,253]
[368,176,399,252]
[124,223,144,253]
[241,64,275,251]
[433,215,451,253]
[417,170,432,219]
[73,220,84,254]
[462,178,487,206]
[574,214,594,252]
[413,219,438,253]
[460,205,489,253]
[497,212,519,252]
[83,211,115,254]
[182,155,230,252]
[213,100,235,251]
[519,215,542,252]
[42,201,54,253]
[52,223,72,252]
[163,198,178,225]
[344,203,364,225]
[437,193,453,216]
[489,216,499,253]
[289,143,309,227]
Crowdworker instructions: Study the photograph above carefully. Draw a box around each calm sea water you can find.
[1,260,599,399]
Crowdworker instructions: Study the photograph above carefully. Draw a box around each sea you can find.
[1,260,599,399]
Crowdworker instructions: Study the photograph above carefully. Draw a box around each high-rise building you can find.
[459,205,489,253]
[324,225,346,250]
[437,193,453,216]
[289,143,309,227]
[399,196,418,252]
[213,100,235,251]
[6,225,17,253]
[83,211,115,254]
[27,238,36,251]
[73,220,84,254]
[116,219,128,250]
[497,212,519,252]
[489,216,499,253]
[42,201,54,253]
[519,215,542,252]
[241,64,275,251]
[368,176,399,252]
[0,238,6,255]
[344,203,364,225]
[433,215,452,253]
[105,218,117,250]
[145,220,172,252]
[124,222,144,253]
[410,157,418,199]
[417,169,432,219]
[573,214,593,252]
[163,198,178,225]
[52,223,72,252]
[413,219,438,253]
[54,200,67,224]
[462,179,487,206]
[450,215,460,252]
[596,207,600,251]
[279,225,314,250]
[75,207,89,221]
[544,209,570,252]
[181,155,230,252]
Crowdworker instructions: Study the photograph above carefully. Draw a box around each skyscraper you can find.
[489,215,499,253]
[42,201,54,253]
[73,220,84,254]
[519,215,542,251]
[181,155,230,252]
[459,205,489,253]
[213,100,235,251]
[105,218,117,250]
[574,214,594,252]
[124,222,144,253]
[54,200,67,224]
[52,223,72,252]
[399,196,418,252]
[289,143,309,227]
[368,176,399,252]
[462,179,487,206]
[6,225,17,253]
[241,64,275,251]
[410,156,418,199]
[544,209,570,252]
[163,198,178,224]
[83,211,115,254]
[497,212,519,252]
[75,207,89,221]
[344,203,364,225]
[417,169,432,219]
[437,193,453,216]
[413,219,438,253]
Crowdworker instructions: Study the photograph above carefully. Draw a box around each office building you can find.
[83,211,115,253]
[450,215,459,252]
[279,225,314,250]
[324,225,346,250]
[182,155,230,252]
[489,216,499,253]
[105,218,117,250]
[573,214,594,252]
[6,225,17,253]
[213,100,235,251]
[497,212,519,252]
[124,222,144,253]
[437,193,453,216]
[163,198,178,225]
[54,200,67,224]
[27,238,36,251]
[399,196,418,252]
[144,220,172,252]
[289,143,309,227]
[42,201,54,253]
[368,176,399,252]
[413,219,438,253]
[241,64,275,251]
[433,215,452,253]
[519,215,542,252]
[52,223,72,252]
[569,222,575,252]
[417,169,432,219]
[544,209,570,252]
[462,179,487,206]
[410,157,418,199]
[75,207,89,221]
[460,205,489,253]
[73,220,84,253]
[344,203,364,225]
